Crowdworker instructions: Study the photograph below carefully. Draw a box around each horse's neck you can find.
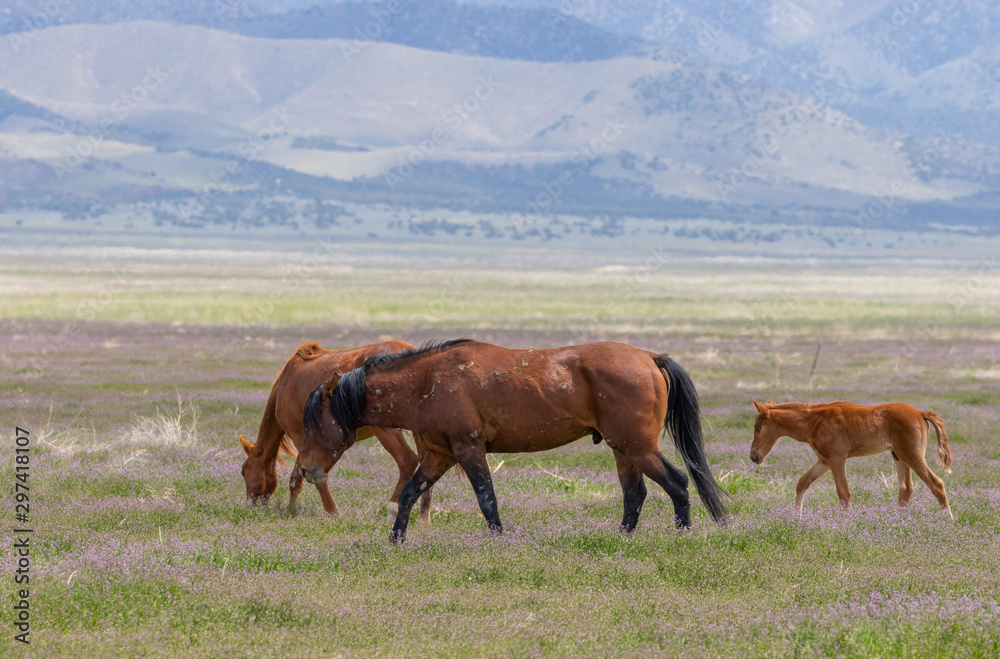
[253,429,282,464]
[771,407,820,443]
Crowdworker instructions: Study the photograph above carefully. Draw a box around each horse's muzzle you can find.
[749,449,763,464]
[300,466,327,485]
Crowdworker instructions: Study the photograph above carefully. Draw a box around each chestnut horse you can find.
[750,400,953,515]
[240,340,431,520]
[299,339,727,543]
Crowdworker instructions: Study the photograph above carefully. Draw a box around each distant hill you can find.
[0,2,997,245]
[465,0,1000,147]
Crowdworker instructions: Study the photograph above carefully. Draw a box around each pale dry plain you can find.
[2,255,999,657]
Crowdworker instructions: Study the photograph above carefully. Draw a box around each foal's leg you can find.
[612,449,647,533]
[894,456,914,506]
[795,460,831,513]
[622,448,691,528]
[391,450,456,544]
[905,455,951,515]
[828,457,852,509]
[372,427,432,524]
[452,442,503,535]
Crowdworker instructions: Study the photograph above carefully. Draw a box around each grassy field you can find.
[2,257,1000,657]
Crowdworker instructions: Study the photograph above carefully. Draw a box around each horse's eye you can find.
[241,467,246,477]
[754,425,762,433]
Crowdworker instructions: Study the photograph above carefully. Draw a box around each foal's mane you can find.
[303,338,472,438]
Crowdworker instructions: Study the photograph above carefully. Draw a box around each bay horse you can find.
[750,400,953,515]
[299,339,727,543]
[240,340,431,521]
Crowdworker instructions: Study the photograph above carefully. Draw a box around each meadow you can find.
[2,256,999,657]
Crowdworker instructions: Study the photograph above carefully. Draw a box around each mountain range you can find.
[0,0,997,246]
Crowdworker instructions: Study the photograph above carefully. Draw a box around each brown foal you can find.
[750,400,953,516]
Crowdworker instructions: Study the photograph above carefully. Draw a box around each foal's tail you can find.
[654,355,727,524]
[923,410,953,473]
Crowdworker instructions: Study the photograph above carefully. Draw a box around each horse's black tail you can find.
[654,355,728,524]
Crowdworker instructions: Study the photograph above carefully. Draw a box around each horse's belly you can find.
[847,427,893,457]
[487,423,587,454]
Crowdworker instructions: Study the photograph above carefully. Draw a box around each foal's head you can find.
[240,435,279,503]
[299,374,356,485]
[750,400,780,464]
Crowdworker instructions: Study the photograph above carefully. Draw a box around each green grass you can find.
[3,259,1000,657]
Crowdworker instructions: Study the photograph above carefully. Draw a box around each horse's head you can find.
[239,434,279,503]
[299,374,356,486]
[750,400,780,464]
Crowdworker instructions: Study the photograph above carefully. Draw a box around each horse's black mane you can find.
[363,338,473,372]
[303,338,472,439]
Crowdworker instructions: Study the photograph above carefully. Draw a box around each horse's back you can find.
[806,402,929,454]
[409,340,665,450]
[275,340,415,433]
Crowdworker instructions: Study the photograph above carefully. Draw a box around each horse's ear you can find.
[765,400,775,406]
[239,434,254,455]
[753,400,770,417]
[324,373,340,398]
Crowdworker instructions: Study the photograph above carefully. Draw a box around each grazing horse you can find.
[299,339,727,543]
[240,340,431,521]
[749,400,953,515]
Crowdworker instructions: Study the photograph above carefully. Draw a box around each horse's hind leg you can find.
[612,449,647,533]
[894,456,914,506]
[622,448,691,528]
[452,442,503,535]
[903,454,951,514]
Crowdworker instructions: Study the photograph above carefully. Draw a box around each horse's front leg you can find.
[289,453,340,516]
[371,427,431,523]
[287,454,304,514]
[391,450,456,544]
[795,460,831,513]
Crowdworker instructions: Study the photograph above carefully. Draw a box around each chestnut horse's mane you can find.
[304,338,473,438]
[295,342,326,360]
